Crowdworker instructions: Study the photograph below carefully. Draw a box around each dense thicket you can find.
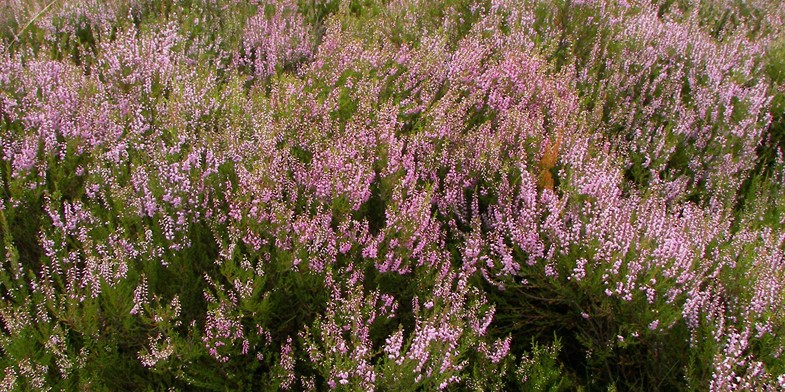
[1,0,784,390]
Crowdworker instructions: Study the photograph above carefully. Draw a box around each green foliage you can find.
[514,338,571,392]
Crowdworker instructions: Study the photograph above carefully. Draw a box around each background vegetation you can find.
[1,0,784,390]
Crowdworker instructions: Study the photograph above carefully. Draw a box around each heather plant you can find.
[1,0,785,390]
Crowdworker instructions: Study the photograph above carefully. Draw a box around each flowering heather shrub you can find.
[1,0,785,390]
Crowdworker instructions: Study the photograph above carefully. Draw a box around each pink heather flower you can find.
[279,336,296,390]
[130,275,148,315]
[385,330,404,361]
[240,0,312,79]
[571,258,587,281]
[139,335,174,368]
[485,336,511,364]
[202,304,247,363]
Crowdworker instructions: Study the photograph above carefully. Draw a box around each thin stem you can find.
[5,0,61,53]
